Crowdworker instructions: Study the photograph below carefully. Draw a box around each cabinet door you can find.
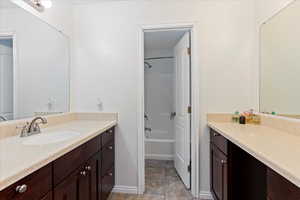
[54,158,98,200]
[84,154,99,200]
[211,145,228,200]
[78,155,100,200]
[101,166,115,200]
[40,193,52,200]
[267,169,300,200]
[54,169,79,200]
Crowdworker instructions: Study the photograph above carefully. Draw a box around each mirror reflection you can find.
[260,0,300,119]
[0,0,70,121]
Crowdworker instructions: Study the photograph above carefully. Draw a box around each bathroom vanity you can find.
[209,125,300,200]
[0,113,117,200]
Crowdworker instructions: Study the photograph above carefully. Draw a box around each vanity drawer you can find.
[0,165,52,200]
[101,128,115,148]
[101,141,115,175]
[101,166,115,200]
[53,135,100,186]
[210,129,228,155]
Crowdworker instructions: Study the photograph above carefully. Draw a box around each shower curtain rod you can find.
[144,56,174,60]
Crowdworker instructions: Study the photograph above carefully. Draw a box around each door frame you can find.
[0,32,18,120]
[137,22,200,197]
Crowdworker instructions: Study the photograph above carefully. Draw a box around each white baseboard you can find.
[145,154,174,160]
[199,191,213,199]
[112,185,138,194]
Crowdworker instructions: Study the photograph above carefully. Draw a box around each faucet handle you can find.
[16,122,30,137]
[16,122,29,129]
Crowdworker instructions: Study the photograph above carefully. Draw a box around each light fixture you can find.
[23,0,52,12]
[40,0,52,9]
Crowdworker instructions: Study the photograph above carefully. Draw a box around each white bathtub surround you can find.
[144,47,175,160]
[0,112,117,191]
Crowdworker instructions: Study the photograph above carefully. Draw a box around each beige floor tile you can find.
[145,167,166,180]
[145,179,167,195]
[110,160,194,200]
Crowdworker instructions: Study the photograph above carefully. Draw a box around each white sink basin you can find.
[22,131,81,146]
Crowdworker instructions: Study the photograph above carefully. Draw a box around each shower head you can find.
[144,61,152,68]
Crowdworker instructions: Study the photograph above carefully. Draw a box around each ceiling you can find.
[144,30,187,51]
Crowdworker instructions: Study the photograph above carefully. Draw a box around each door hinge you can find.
[188,164,191,173]
[188,106,192,114]
[187,47,191,55]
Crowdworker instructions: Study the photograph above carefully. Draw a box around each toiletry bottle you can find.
[239,115,246,124]
[232,111,239,123]
[246,109,254,124]
[252,114,261,125]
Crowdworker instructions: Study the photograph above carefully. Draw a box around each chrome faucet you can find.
[0,115,7,121]
[19,117,48,137]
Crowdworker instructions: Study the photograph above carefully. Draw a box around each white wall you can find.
[255,0,295,24]
[10,0,73,36]
[72,0,256,194]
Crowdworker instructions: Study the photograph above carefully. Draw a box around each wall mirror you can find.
[260,0,300,119]
[0,0,69,122]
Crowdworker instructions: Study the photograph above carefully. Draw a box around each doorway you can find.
[0,37,14,121]
[138,24,200,197]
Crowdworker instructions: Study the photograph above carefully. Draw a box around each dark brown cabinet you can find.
[41,193,52,200]
[53,167,79,200]
[0,127,116,200]
[101,166,115,200]
[53,143,101,200]
[0,165,52,200]
[210,128,300,200]
[54,154,99,200]
[211,145,227,200]
[267,169,300,200]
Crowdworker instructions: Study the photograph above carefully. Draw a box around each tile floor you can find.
[109,160,206,200]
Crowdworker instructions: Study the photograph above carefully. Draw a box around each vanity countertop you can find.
[208,121,300,188]
[0,119,117,191]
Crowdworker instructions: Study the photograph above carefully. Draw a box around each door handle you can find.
[170,112,176,120]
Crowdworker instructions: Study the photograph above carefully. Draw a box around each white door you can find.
[174,32,191,189]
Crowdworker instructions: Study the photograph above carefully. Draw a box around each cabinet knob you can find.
[214,132,219,137]
[108,146,113,150]
[221,160,227,164]
[16,184,28,193]
[108,172,113,176]
[80,171,87,176]
[85,166,92,171]
[109,129,113,133]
